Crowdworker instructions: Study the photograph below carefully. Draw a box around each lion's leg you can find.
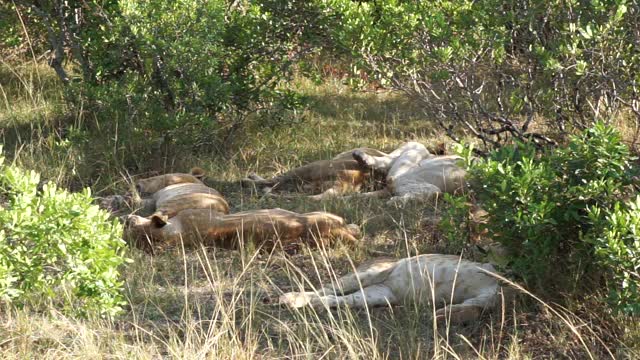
[435,304,483,324]
[361,189,392,198]
[320,257,397,296]
[308,186,390,201]
[339,189,392,201]
[386,190,441,206]
[281,284,397,309]
[308,188,391,201]
[317,284,398,308]
[308,170,367,201]
[308,187,341,200]
[385,141,429,159]
[354,142,430,172]
[328,226,359,247]
[241,174,278,191]
[434,290,498,324]
[353,150,394,170]
[280,257,399,309]
[279,291,323,308]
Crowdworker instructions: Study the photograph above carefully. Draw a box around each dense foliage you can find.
[4,0,640,317]
[589,197,640,314]
[0,147,128,317]
[454,123,640,314]
[7,0,331,153]
[327,0,640,150]
[7,1,640,150]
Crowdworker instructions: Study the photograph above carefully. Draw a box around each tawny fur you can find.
[100,168,230,219]
[352,142,466,204]
[243,148,387,198]
[147,182,229,218]
[280,254,500,324]
[136,167,206,194]
[126,208,360,252]
[135,168,229,219]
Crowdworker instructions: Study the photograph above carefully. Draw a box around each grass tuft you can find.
[1,62,637,358]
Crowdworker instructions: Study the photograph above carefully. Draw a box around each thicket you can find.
[328,0,640,151]
[448,123,640,315]
[5,0,332,156]
[0,147,128,317]
[7,1,640,152]
[4,0,640,316]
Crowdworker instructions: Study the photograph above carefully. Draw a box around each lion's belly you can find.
[385,255,497,305]
[391,159,466,195]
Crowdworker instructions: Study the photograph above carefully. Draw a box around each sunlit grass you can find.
[0,61,636,359]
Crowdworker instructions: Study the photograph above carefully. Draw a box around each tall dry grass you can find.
[1,61,637,359]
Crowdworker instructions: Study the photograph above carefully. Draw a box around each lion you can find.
[243,143,459,202]
[135,167,207,194]
[125,208,361,252]
[351,142,467,204]
[279,254,501,324]
[243,148,388,199]
[100,167,229,218]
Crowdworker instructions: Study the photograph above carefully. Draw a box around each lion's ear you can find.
[190,167,205,180]
[150,213,169,227]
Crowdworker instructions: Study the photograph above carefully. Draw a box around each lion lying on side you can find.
[100,168,230,218]
[243,143,462,203]
[279,254,500,324]
[243,148,388,200]
[134,168,230,218]
[105,170,359,252]
[351,142,467,204]
[126,208,360,252]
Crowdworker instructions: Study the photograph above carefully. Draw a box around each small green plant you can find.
[438,192,473,253]
[0,147,128,317]
[456,140,558,283]
[454,122,639,313]
[587,198,640,315]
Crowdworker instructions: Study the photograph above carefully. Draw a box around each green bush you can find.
[456,122,640,313]
[0,147,128,317]
[326,0,640,150]
[438,192,473,253]
[588,198,640,315]
[11,0,330,155]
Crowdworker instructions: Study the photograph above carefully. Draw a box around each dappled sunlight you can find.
[2,3,639,352]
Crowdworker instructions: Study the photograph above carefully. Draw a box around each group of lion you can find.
[103,141,504,324]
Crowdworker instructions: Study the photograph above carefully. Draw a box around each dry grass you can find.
[1,62,637,359]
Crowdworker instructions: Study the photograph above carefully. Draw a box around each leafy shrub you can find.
[0,147,128,317]
[587,198,640,315]
[326,0,640,150]
[12,0,331,154]
[438,193,473,253]
[456,122,640,313]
